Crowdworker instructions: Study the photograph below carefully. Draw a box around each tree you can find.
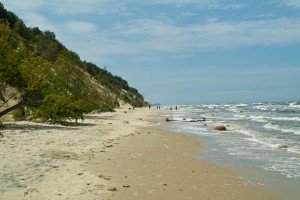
[44,30,56,40]
[13,20,31,40]
[0,22,49,117]
[31,50,102,122]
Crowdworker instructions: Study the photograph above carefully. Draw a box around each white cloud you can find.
[5,10,97,34]
[21,13,57,31]
[222,4,247,9]
[182,12,197,16]
[1,0,45,12]
[279,0,300,8]
[51,0,128,15]
[2,0,299,63]
[1,0,129,15]
[65,21,97,33]
[59,17,300,63]
[150,0,219,6]
[206,18,218,22]
[1,0,247,16]
[111,18,300,54]
[148,0,247,9]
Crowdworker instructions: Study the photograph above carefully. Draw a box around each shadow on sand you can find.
[83,115,114,120]
[0,121,95,131]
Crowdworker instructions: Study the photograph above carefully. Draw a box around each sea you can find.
[163,101,300,198]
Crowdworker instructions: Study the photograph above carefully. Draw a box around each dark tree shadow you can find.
[83,115,114,120]
[0,121,95,131]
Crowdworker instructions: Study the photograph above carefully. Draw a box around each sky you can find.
[1,0,300,104]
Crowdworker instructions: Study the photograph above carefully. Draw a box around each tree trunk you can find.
[0,98,24,118]
[110,90,122,110]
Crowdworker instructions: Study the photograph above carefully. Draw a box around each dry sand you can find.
[0,107,279,199]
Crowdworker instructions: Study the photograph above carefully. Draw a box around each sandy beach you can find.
[0,107,279,199]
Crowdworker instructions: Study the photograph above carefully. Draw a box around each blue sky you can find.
[2,0,300,104]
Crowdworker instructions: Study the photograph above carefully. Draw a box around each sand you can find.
[0,107,279,199]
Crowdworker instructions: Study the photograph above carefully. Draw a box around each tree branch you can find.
[0,97,24,117]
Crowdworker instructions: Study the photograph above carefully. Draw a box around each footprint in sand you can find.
[24,188,38,196]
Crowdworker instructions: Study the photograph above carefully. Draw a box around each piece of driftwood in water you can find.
[165,117,206,122]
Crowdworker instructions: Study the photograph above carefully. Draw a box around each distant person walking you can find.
[175,106,178,111]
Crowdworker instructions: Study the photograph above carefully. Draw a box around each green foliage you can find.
[33,34,62,61]
[13,20,32,40]
[0,22,27,90]
[12,107,27,121]
[84,61,147,107]
[44,30,56,40]
[32,94,77,122]
[30,50,102,122]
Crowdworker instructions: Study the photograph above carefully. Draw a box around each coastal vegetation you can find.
[0,3,147,123]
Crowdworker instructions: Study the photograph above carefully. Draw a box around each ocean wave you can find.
[271,116,300,122]
[287,148,300,155]
[236,130,257,137]
[169,124,216,136]
[289,101,300,108]
[289,101,300,105]
[262,162,300,179]
[226,107,239,113]
[253,102,265,105]
[253,105,269,111]
[289,104,300,108]
[249,115,268,123]
[235,103,248,107]
[246,138,300,154]
[245,137,279,149]
[249,115,300,123]
[277,109,297,114]
[233,114,247,118]
[201,104,221,109]
[263,122,300,135]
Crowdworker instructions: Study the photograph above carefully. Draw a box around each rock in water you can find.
[214,125,226,131]
[276,144,288,150]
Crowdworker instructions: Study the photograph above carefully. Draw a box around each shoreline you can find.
[0,107,279,199]
[85,127,278,200]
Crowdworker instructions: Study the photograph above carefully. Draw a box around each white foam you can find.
[287,148,300,155]
[289,102,299,106]
[271,116,300,122]
[234,114,247,118]
[165,103,300,180]
[236,103,248,107]
[289,103,300,108]
[176,124,217,136]
[249,115,268,123]
[254,105,269,111]
[245,137,277,148]
[226,107,239,113]
[237,130,257,137]
[262,162,300,179]
[263,122,300,135]
[201,104,221,109]
[253,102,264,105]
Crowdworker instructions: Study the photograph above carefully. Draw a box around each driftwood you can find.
[165,117,206,122]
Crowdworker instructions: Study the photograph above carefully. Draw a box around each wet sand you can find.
[0,107,279,199]
[85,126,279,200]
